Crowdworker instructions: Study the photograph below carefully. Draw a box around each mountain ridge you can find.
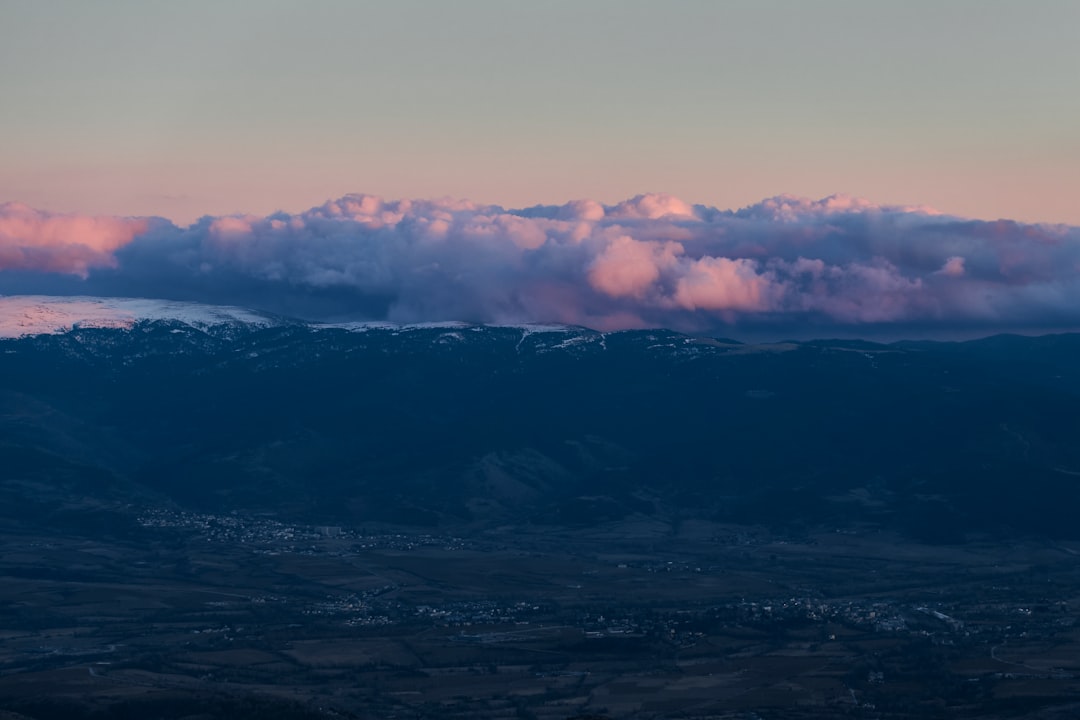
[4,294,1070,350]
[3,305,1080,543]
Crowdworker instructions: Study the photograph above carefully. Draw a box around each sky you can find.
[2,0,1078,225]
[2,1,1079,338]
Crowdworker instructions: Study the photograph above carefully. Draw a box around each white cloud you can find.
[3,193,1080,334]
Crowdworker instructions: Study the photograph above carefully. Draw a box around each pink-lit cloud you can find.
[2,193,1080,336]
[0,202,149,277]
[938,256,966,277]
[670,257,773,313]
[588,236,682,299]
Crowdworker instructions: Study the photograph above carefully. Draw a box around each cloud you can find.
[671,257,773,313]
[0,203,149,277]
[938,256,966,277]
[588,236,682,299]
[2,192,1080,337]
[610,193,696,220]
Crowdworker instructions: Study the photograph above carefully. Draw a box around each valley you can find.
[3,312,1080,718]
[3,508,1080,719]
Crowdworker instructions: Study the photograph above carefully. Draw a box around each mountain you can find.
[0,295,282,337]
[3,296,1080,542]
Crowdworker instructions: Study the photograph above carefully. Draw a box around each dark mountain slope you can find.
[2,322,1080,541]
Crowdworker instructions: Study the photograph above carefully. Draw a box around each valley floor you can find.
[3,512,1080,719]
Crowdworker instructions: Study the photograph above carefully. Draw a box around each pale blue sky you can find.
[2,0,1078,223]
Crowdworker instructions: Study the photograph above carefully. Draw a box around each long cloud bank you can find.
[2,194,1079,337]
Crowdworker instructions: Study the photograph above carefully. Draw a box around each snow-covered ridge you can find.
[317,320,584,334]
[490,323,582,334]
[0,296,587,339]
[318,320,475,332]
[0,296,278,338]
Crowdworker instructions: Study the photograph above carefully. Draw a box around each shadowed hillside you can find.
[3,322,1080,542]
